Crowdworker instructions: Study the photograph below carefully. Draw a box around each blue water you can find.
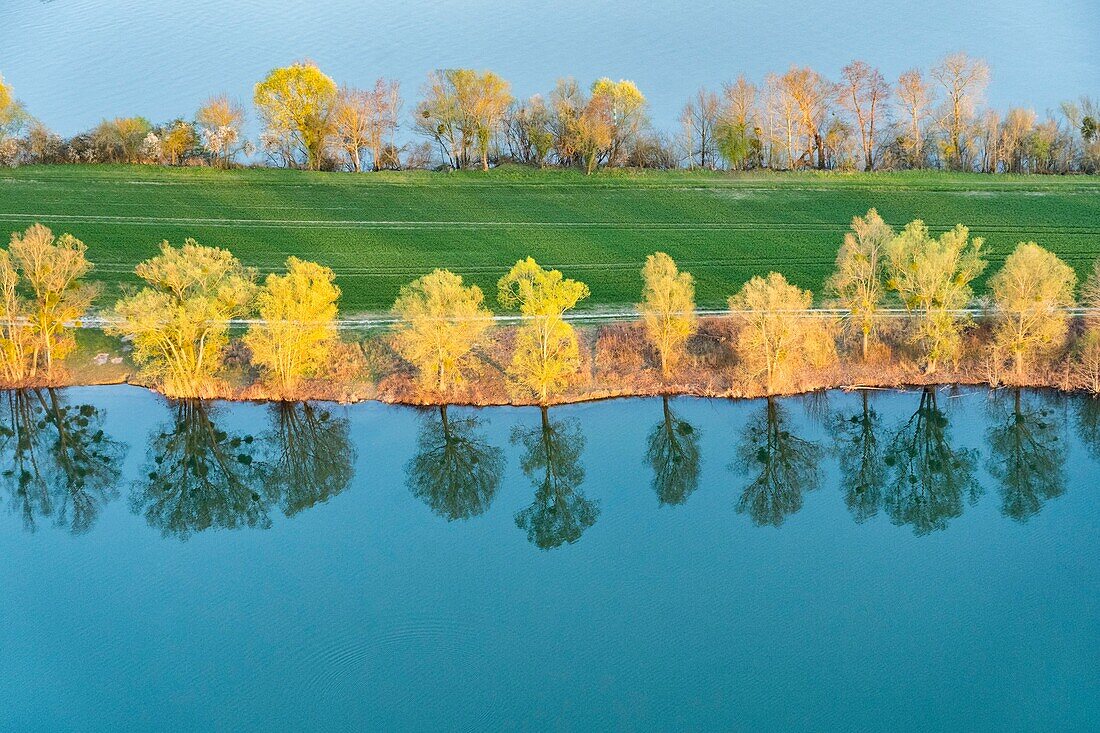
[0,385,1096,731]
[1,1,1096,137]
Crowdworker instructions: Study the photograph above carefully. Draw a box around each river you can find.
[0,385,1097,730]
[1,1,1096,137]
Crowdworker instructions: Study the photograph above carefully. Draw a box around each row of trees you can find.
[2,380,1085,543]
[2,216,1100,400]
[2,55,1098,172]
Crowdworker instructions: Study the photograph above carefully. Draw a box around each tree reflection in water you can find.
[1074,396,1100,462]
[0,388,124,534]
[131,399,269,540]
[833,390,885,524]
[406,404,503,521]
[513,407,598,549]
[647,396,701,506]
[883,387,980,535]
[986,389,1065,522]
[734,396,822,527]
[262,402,355,517]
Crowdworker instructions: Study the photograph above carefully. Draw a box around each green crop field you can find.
[0,164,1097,314]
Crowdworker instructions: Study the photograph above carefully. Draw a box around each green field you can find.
[1,165,1097,314]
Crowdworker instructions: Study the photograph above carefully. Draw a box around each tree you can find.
[254,62,338,170]
[988,242,1076,379]
[0,74,12,132]
[931,52,990,169]
[895,68,934,168]
[107,240,256,397]
[498,258,589,403]
[681,88,720,169]
[728,272,828,391]
[196,96,245,168]
[550,80,615,174]
[332,80,400,171]
[392,269,493,397]
[0,250,34,382]
[92,117,152,163]
[244,257,340,395]
[512,409,597,549]
[415,69,511,171]
[779,66,833,169]
[504,95,555,166]
[717,76,759,170]
[406,405,504,521]
[161,120,197,165]
[825,208,895,359]
[646,396,701,506]
[590,78,647,166]
[838,61,890,171]
[885,220,987,373]
[469,71,512,171]
[734,397,821,527]
[640,252,697,378]
[5,224,98,377]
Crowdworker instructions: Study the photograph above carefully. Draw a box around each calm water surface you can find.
[1,1,1096,136]
[0,385,1097,731]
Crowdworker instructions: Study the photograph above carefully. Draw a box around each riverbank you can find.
[9,320,1092,406]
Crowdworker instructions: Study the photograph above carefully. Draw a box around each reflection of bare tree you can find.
[131,400,269,540]
[833,391,885,523]
[734,397,822,527]
[1075,397,1100,462]
[0,389,124,534]
[646,396,700,506]
[883,388,980,535]
[986,389,1065,522]
[406,405,503,521]
[262,402,355,517]
[513,407,598,549]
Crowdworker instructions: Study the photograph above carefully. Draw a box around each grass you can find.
[1,164,1098,313]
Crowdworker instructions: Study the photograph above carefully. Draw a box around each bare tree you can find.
[838,61,890,171]
[931,52,990,169]
[680,88,720,169]
[895,69,934,168]
[332,80,400,172]
[779,66,834,169]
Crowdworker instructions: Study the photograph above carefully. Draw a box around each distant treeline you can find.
[5,212,1100,402]
[1,54,1098,174]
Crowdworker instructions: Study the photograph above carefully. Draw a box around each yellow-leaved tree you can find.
[244,257,341,395]
[498,258,590,403]
[640,252,697,378]
[107,240,255,398]
[825,208,894,360]
[4,224,98,378]
[391,269,493,397]
[254,62,338,170]
[590,78,647,165]
[729,272,834,392]
[885,220,987,373]
[0,250,34,382]
[988,242,1076,379]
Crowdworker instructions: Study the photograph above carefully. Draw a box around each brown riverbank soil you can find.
[2,319,1090,404]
